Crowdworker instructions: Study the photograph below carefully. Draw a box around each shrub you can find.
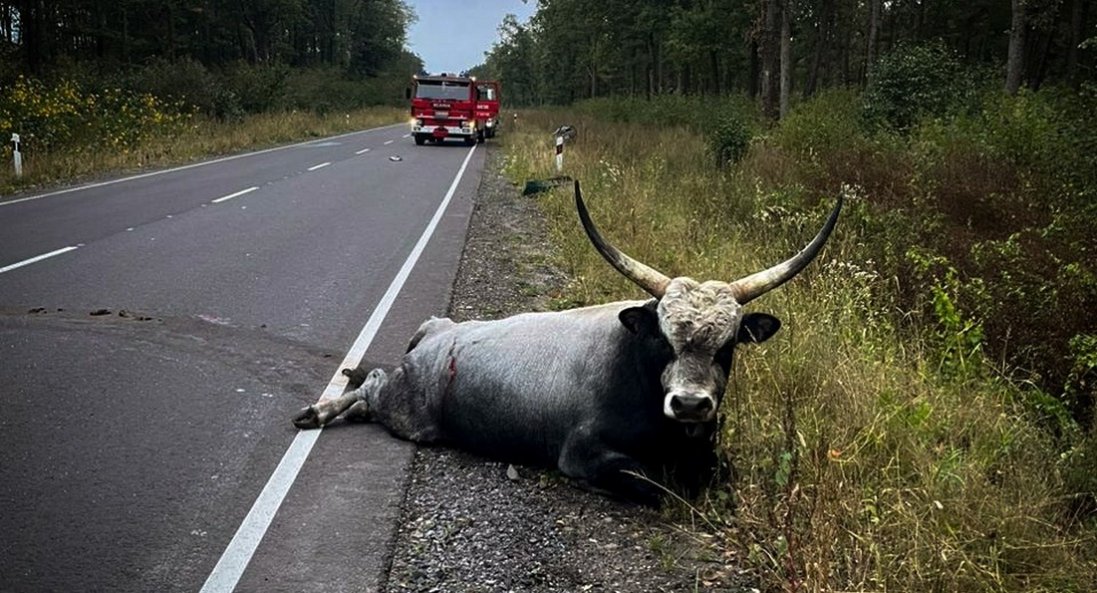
[283,66,386,111]
[707,109,751,167]
[575,94,759,132]
[0,76,189,154]
[863,41,972,132]
[125,57,235,119]
[220,61,290,113]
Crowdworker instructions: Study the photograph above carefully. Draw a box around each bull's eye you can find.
[714,341,735,371]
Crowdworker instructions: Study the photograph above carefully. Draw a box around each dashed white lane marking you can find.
[355,148,371,155]
[0,245,80,274]
[212,186,259,204]
[402,134,410,138]
[0,123,406,208]
[383,140,395,145]
[198,142,479,593]
[307,162,331,171]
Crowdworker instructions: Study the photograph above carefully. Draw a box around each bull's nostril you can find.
[697,397,713,413]
[670,396,684,412]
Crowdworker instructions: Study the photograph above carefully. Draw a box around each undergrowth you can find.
[501,96,1097,592]
[0,75,404,194]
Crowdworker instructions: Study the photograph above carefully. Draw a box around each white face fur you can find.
[656,278,742,424]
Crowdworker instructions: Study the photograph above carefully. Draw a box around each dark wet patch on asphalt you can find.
[0,305,358,406]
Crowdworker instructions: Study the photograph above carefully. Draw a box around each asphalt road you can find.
[0,124,486,592]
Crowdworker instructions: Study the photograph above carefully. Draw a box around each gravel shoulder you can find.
[381,146,743,593]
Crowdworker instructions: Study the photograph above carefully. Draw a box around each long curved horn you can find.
[729,195,843,305]
[575,180,671,299]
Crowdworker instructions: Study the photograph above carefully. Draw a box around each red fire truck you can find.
[408,74,501,145]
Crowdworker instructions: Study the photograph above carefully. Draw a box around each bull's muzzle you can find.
[664,391,716,422]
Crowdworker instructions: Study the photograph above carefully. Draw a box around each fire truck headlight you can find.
[485,120,494,128]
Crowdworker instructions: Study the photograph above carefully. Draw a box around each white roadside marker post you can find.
[555,134,564,172]
[12,133,22,178]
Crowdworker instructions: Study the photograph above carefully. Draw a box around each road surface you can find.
[0,124,486,592]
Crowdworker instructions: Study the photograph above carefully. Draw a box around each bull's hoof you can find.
[292,405,322,429]
[342,366,369,389]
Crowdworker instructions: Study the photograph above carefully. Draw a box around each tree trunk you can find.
[1,4,12,43]
[647,37,656,97]
[1067,0,1088,90]
[865,0,881,84]
[710,50,721,95]
[1005,0,1027,94]
[122,2,129,65]
[16,0,47,73]
[760,0,781,119]
[780,0,791,118]
[749,38,760,98]
[805,0,832,97]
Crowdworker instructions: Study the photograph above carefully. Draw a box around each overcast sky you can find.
[404,0,537,74]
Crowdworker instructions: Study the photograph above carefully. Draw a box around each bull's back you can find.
[414,305,638,465]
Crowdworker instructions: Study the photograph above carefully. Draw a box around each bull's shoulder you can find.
[407,316,457,353]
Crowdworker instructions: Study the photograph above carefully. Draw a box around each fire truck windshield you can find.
[415,81,470,100]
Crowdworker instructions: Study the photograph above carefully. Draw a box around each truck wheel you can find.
[477,130,485,144]
[464,136,476,146]
[414,134,426,146]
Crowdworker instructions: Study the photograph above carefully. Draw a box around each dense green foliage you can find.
[0,0,419,179]
[475,0,1095,107]
[0,0,421,120]
[862,41,976,131]
[503,84,1097,590]
[0,0,418,76]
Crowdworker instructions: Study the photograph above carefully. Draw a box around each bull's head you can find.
[575,181,841,433]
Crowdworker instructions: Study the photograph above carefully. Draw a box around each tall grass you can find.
[501,105,1097,591]
[0,106,405,195]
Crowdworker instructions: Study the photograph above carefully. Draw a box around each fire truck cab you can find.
[409,74,500,145]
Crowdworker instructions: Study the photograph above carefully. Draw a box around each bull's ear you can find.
[619,306,659,336]
[738,313,781,344]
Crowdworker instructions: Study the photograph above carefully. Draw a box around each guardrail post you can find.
[12,133,22,178]
[554,134,564,172]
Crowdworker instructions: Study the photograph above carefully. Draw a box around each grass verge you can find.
[0,107,406,196]
[501,108,1097,592]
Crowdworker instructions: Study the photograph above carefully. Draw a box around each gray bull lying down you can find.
[294,180,841,504]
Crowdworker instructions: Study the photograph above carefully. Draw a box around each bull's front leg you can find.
[292,390,358,429]
[559,431,662,506]
[292,368,387,429]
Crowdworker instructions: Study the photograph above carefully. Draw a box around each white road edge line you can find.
[355,148,371,155]
[383,140,394,145]
[198,143,479,593]
[0,245,79,274]
[0,123,406,208]
[212,186,259,204]
[307,162,331,171]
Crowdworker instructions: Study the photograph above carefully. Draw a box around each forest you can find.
[473,0,1094,109]
[0,0,421,121]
